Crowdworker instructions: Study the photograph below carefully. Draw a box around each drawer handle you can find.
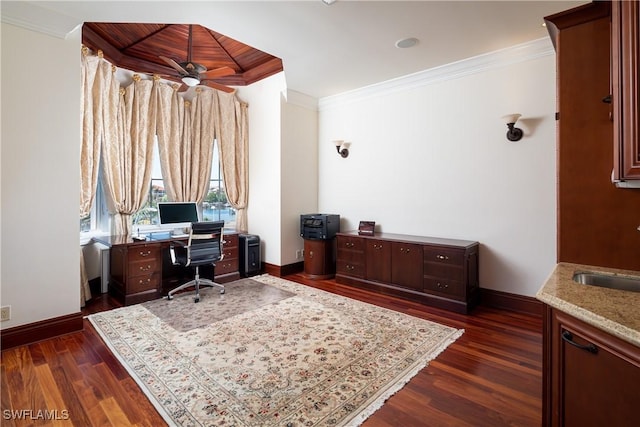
[373,244,383,250]
[561,331,598,354]
[346,242,354,248]
[139,250,152,257]
[436,254,449,260]
[400,247,410,253]
[140,265,152,271]
[139,278,151,285]
[436,282,449,289]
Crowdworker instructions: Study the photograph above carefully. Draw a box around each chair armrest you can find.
[169,240,188,265]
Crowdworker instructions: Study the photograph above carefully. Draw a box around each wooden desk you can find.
[94,231,240,305]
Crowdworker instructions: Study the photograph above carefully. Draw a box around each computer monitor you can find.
[158,202,199,233]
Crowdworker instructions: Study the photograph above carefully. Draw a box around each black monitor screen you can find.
[158,202,199,225]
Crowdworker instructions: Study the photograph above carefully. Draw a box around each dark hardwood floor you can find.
[1,273,543,426]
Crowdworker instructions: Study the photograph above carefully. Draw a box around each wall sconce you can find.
[333,140,351,158]
[502,113,523,141]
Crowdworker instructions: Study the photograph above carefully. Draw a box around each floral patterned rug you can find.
[88,275,463,426]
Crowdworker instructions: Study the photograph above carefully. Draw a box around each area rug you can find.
[88,275,463,426]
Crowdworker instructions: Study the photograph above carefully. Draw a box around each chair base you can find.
[167,276,225,303]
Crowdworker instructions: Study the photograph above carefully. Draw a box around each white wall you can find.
[237,82,319,267]
[236,73,286,266]
[317,40,558,297]
[1,23,81,328]
[280,91,318,265]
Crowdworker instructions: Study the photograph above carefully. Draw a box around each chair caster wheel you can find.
[167,295,173,300]
[194,297,200,303]
[220,289,225,294]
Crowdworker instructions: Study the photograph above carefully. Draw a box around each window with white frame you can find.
[81,138,235,235]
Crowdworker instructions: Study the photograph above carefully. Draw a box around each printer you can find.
[300,214,340,240]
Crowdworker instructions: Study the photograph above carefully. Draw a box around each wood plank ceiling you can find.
[82,23,283,90]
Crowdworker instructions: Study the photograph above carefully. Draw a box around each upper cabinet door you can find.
[612,0,640,180]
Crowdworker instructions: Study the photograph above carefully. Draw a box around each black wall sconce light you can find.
[502,113,523,141]
[333,140,351,158]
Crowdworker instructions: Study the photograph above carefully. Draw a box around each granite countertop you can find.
[537,262,640,347]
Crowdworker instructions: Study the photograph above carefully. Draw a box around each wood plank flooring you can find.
[1,274,543,426]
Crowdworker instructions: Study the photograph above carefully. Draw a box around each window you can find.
[80,164,109,235]
[202,142,236,226]
[82,137,235,235]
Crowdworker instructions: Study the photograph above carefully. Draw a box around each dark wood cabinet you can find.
[216,233,240,279]
[365,238,391,283]
[336,231,479,313]
[612,0,640,181]
[110,242,162,305]
[303,238,336,279]
[391,242,422,291]
[543,306,640,426]
[336,235,365,278]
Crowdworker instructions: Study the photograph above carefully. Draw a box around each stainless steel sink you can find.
[573,271,640,293]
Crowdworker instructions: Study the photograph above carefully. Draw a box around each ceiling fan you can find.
[159,25,236,93]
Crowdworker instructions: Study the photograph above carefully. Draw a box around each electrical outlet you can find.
[1,306,11,322]
[296,250,303,260]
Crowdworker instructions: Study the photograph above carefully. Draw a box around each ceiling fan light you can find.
[182,76,200,87]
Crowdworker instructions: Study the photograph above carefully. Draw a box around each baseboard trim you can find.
[480,288,543,317]
[0,312,84,349]
[263,262,304,278]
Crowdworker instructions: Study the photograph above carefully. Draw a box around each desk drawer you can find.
[128,244,161,262]
[222,247,237,260]
[128,273,160,294]
[128,258,160,279]
[216,259,238,275]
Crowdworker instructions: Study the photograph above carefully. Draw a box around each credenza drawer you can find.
[338,236,365,251]
[423,247,464,266]
[423,277,465,300]
[337,260,365,278]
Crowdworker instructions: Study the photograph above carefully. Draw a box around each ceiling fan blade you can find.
[202,81,235,93]
[200,66,235,79]
[159,55,188,74]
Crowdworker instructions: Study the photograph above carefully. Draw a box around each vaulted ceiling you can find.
[82,22,283,91]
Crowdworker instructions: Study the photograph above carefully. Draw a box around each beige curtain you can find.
[80,48,101,218]
[79,47,101,306]
[156,86,215,204]
[101,75,157,236]
[216,91,249,231]
[156,83,186,201]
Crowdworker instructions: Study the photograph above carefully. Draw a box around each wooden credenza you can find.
[107,232,240,305]
[336,231,479,313]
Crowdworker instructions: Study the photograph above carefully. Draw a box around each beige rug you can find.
[88,275,463,426]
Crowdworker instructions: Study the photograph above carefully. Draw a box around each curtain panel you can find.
[80,50,249,236]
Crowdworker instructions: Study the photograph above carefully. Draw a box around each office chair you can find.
[167,220,225,303]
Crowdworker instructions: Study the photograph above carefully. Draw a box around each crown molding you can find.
[284,89,319,111]
[318,37,555,111]
[1,1,81,39]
